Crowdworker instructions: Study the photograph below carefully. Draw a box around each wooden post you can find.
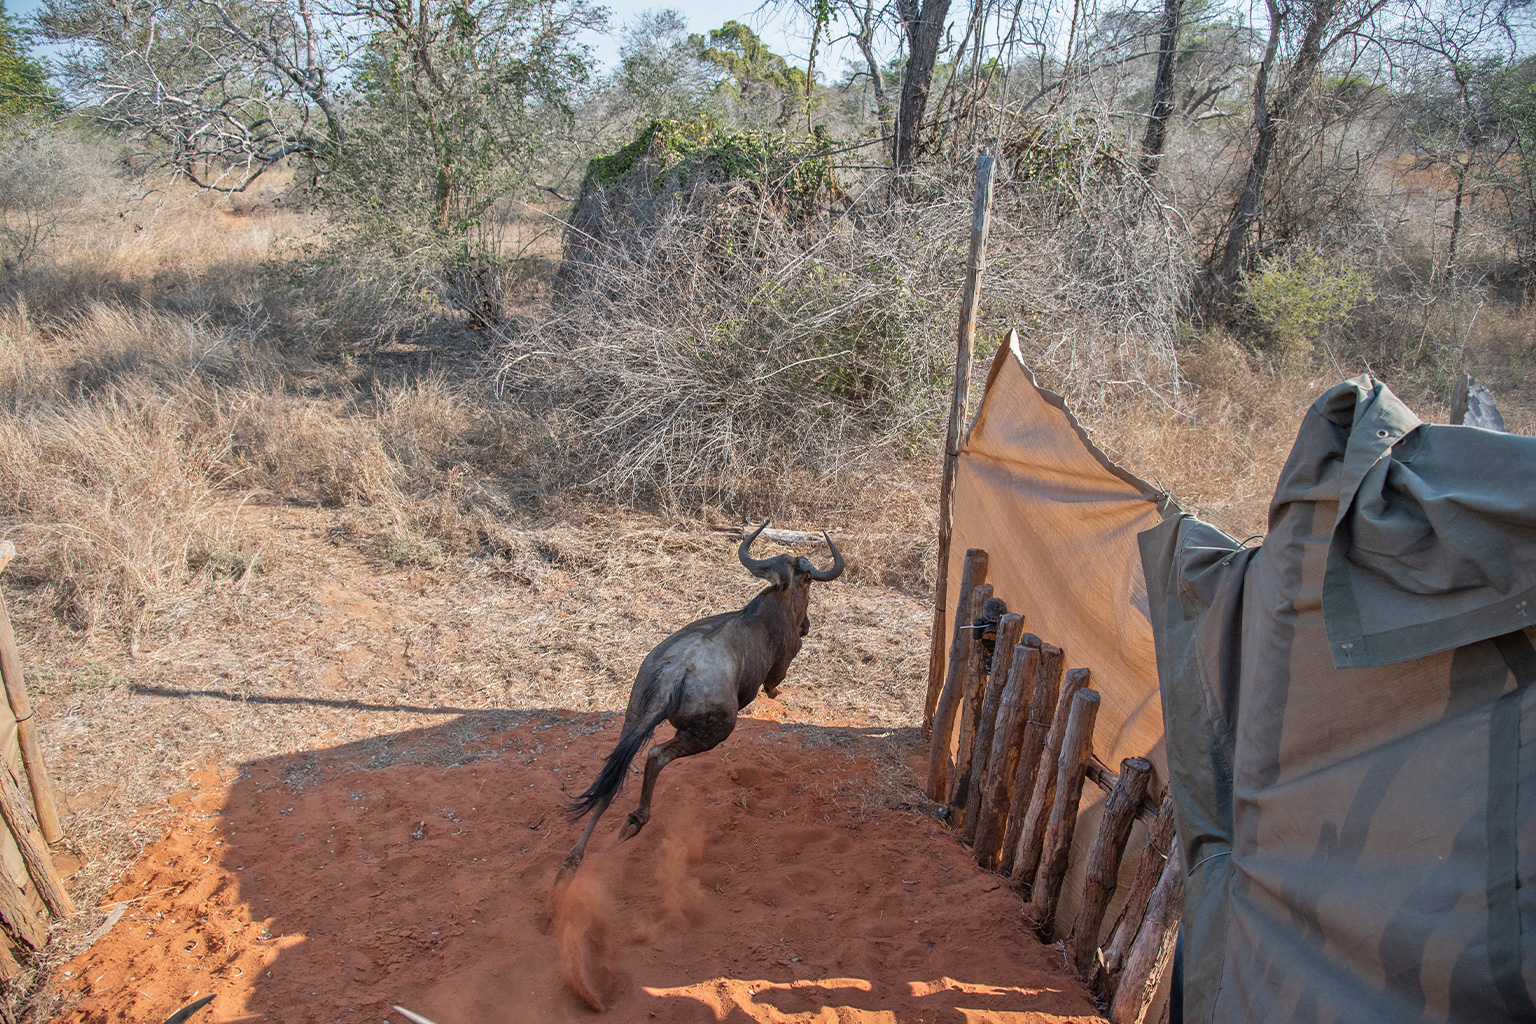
[0,866,45,951]
[971,635,1039,865]
[1069,756,1154,981]
[1109,841,1184,1024]
[0,542,61,845]
[962,612,1026,842]
[926,548,988,737]
[928,578,989,800]
[0,764,73,917]
[1009,665,1087,883]
[1102,792,1177,978]
[952,604,1013,829]
[945,590,999,826]
[1001,642,1064,866]
[925,152,997,732]
[1024,687,1100,938]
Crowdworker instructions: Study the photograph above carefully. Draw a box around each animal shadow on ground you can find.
[56,709,1102,1024]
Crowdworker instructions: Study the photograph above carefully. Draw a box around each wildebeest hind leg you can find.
[618,715,734,842]
[557,790,615,885]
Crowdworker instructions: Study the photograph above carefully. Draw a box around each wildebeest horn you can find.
[804,532,845,581]
[738,521,779,579]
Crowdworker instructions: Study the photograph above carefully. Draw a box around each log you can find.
[1109,841,1184,1024]
[1001,642,1064,865]
[972,637,1040,868]
[927,573,989,799]
[945,590,1000,827]
[1102,792,1177,978]
[1008,664,1086,884]
[924,156,997,734]
[1069,756,1154,981]
[0,763,72,917]
[946,601,1019,835]
[0,561,62,845]
[1024,687,1100,938]
[926,549,988,739]
[0,868,45,952]
[962,613,1026,843]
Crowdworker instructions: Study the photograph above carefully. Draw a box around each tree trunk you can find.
[1138,0,1184,176]
[1202,0,1342,307]
[893,0,952,173]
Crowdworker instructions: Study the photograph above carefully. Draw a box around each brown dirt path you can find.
[53,716,1103,1024]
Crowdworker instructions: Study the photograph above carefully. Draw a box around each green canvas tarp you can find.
[1141,376,1536,1023]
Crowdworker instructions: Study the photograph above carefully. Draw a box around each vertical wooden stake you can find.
[1103,792,1177,980]
[944,588,996,826]
[927,548,988,736]
[973,636,1040,868]
[0,764,72,917]
[0,543,61,845]
[946,595,1007,829]
[1109,841,1184,1024]
[963,613,1026,845]
[925,151,997,730]
[1025,687,1100,938]
[1069,756,1154,981]
[1002,642,1064,864]
[1009,665,1087,883]
[928,578,989,800]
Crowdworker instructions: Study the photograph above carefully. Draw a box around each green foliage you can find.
[581,117,838,211]
[693,20,807,125]
[325,0,602,244]
[1242,249,1374,361]
[0,1,55,120]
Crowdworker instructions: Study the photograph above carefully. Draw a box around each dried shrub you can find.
[501,112,1193,510]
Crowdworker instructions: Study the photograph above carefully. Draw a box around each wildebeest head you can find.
[738,522,844,634]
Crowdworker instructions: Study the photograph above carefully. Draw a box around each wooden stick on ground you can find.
[1109,840,1185,1024]
[1009,666,1088,885]
[0,542,62,845]
[928,577,990,801]
[1069,756,1154,981]
[962,612,1026,844]
[926,548,988,741]
[972,636,1040,868]
[1024,687,1100,937]
[0,763,73,917]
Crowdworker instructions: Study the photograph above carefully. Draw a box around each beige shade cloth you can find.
[943,332,1166,939]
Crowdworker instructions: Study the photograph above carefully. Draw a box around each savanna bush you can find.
[1241,248,1375,362]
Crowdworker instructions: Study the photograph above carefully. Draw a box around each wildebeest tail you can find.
[567,674,684,820]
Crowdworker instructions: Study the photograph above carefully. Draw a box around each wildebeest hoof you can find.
[764,684,780,699]
[617,814,647,842]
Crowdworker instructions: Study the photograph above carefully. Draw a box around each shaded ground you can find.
[54,716,1101,1024]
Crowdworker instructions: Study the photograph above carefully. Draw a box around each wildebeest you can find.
[559,522,844,877]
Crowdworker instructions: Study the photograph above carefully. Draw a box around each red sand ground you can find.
[52,716,1103,1024]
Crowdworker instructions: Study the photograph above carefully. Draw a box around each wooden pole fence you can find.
[0,542,61,845]
[927,548,988,739]
[961,611,1026,842]
[1009,667,1091,885]
[925,151,997,739]
[971,636,1040,868]
[1109,841,1185,1024]
[1024,687,1101,938]
[1068,756,1154,980]
[928,576,990,800]
[947,594,1006,827]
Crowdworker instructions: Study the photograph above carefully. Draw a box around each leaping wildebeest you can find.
[559,521,844,878]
